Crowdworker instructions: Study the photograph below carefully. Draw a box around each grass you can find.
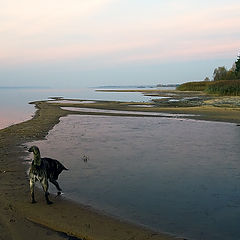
[177,80,240,96]
[206,80,240,96]
[177,81,211,91]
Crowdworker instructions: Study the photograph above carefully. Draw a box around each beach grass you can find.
[177,80,240,96]
[176,81,210,91]
[206,80,240,95]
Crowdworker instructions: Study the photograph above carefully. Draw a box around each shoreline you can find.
[1,92,240,240]
[0,101,181,240]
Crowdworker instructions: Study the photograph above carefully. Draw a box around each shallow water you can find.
[0,87,160,129]
[49,100,97,104]
[27,115,240,240]
[61,106,196,118]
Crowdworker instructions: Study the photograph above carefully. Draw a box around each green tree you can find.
[235,55,240,78]
[226,70,236,80]
[213,66,228,81]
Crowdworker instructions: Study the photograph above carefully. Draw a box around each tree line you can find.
[209,55,240,81]
[177,54,240,95]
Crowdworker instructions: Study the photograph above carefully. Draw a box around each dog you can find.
[28,146,68,204]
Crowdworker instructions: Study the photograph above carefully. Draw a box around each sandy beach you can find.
[1,92,240,240]
[2,0,239,237]
[0,101,182,240]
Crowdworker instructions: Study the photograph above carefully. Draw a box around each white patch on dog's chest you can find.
[29,169,46,182]
[34,174,44,182]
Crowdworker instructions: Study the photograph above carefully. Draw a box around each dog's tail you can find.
[56,163,68,179]
[57,161,68,173]
[43,158,68,179]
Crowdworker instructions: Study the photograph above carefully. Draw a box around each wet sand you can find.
[0,101,181,240]
[1,93,240,240]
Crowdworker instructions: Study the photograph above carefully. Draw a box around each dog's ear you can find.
[31,146,42,166]
[33,147,40,155]
[28,146,33,152]
[28,146,40,154]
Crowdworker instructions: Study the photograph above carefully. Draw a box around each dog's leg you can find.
[30,178,36,203]
[50,179,62,196]
[41,179,53,204]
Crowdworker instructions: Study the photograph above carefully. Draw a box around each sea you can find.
[0,86,159,129]
[1,87,240,240]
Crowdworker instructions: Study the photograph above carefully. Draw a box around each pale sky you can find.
[0,0,239,87]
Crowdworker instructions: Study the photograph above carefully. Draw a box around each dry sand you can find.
[1,96,240,240]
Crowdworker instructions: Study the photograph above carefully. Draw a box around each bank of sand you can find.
[1,99,240,240]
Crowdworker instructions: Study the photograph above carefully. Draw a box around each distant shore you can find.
[1,90,240,240]
[96,89,240,123]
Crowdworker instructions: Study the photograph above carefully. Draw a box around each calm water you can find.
[0,87,161,129]
[27,115,240,240]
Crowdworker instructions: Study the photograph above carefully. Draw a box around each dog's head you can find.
[28,145,40,154]
[28,146,41,166]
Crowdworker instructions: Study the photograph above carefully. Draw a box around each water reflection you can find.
[27,115,240,240]
[0,87,158,129]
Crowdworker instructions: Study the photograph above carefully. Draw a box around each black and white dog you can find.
[28,146,68,204]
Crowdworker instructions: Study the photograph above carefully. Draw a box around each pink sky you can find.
[0,0,239,86]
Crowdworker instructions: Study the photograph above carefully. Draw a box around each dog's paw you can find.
[55,192,64,198]
[47,201,53,205]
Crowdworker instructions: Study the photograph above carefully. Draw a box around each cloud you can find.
[0,0,239,67]
[0,0,114,34]
[120,40,240,64]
